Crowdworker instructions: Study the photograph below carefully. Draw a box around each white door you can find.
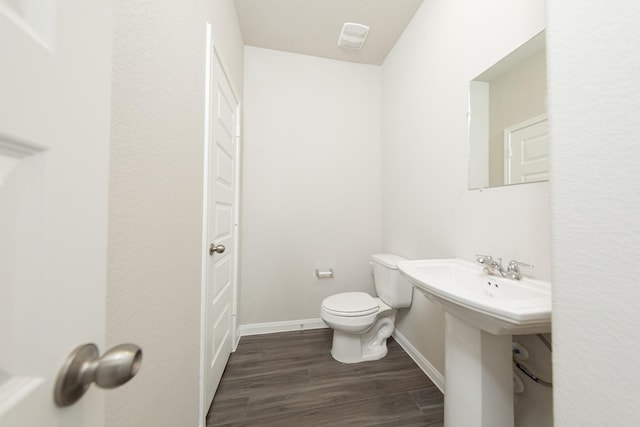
[504,115,549,184]
[0,1,112,426]
[203,46,239,407]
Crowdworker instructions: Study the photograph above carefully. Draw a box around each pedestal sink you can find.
[397,259,551,427]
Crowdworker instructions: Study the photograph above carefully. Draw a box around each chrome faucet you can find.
[476,255,533,280]
[476,255,507,277]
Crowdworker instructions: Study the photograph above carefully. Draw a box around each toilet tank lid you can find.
[371,253,407,269]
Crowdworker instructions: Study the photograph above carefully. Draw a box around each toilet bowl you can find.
[320,254,413,364]
[321,292,395,363]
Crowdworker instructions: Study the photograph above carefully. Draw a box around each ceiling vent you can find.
[337,23,370,50]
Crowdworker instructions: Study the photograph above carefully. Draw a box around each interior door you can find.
[504,115,549,184]
[0,1,111,425]
[203,46,239,407]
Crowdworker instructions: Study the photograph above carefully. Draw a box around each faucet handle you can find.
[508,260,533,269]
[475,254,493,263]
[506,260,533,280]
[476,254,504,267]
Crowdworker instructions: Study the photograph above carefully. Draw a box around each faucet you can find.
[476,255,533,280]
[476,255,508,277]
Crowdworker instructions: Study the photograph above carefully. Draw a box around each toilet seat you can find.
[321,292,379,317]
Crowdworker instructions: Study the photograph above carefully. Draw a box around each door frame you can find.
[198,23,241,425]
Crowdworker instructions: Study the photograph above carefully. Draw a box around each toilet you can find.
[320,253,413,363]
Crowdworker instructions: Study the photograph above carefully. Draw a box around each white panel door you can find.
[0,1,111,426]
[204,48,239,407]
[504,115,549,184]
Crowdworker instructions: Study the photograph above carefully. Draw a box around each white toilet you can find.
[320,253,413,363]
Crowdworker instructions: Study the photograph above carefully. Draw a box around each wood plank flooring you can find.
[206,328,444,426]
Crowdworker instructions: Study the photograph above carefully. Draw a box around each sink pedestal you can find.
[444,313,514,427]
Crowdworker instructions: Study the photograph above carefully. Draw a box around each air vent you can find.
[337,23,370,50]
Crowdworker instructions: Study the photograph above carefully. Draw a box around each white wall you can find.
[240,47,381,326]
[211,0,245,94]
[381,0,551,425]
[547,0,640,425]
[107,1,244,426]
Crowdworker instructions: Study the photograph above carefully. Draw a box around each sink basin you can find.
[397,259,551,334]
[397,258,552,426]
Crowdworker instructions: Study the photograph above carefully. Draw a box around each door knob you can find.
[54,343,142,407]
[209,243,225,255]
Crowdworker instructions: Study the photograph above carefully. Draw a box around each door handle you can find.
[209,243,225,255]
[54,343,142,407]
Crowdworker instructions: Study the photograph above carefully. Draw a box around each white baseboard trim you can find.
[393,329,445,393]
[233,327,241,351]
[238,318,328,337]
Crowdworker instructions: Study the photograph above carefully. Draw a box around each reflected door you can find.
[504,115,549,184]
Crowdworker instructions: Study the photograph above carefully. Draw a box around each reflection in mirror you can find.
[469,31,547,189]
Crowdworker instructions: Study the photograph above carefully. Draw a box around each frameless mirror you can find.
[468,31,547,190]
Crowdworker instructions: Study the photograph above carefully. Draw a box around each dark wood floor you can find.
[206,328,444,426]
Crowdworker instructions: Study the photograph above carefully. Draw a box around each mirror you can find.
[468,31,547,190]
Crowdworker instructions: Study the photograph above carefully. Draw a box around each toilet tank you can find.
[371,253,413,308]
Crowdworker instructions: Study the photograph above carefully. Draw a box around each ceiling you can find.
[234,0,424,65]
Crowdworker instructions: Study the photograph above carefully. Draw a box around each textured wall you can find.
[107,1,243,426]
[381,0,551,425]
[240,47,381,325]
[547,0,640,425]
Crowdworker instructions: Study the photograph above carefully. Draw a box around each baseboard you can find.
[238,318,328,337]
[233,326,241,351]
[393,329,445,393]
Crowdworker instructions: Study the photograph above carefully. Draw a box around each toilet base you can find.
[329,311,395,364]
